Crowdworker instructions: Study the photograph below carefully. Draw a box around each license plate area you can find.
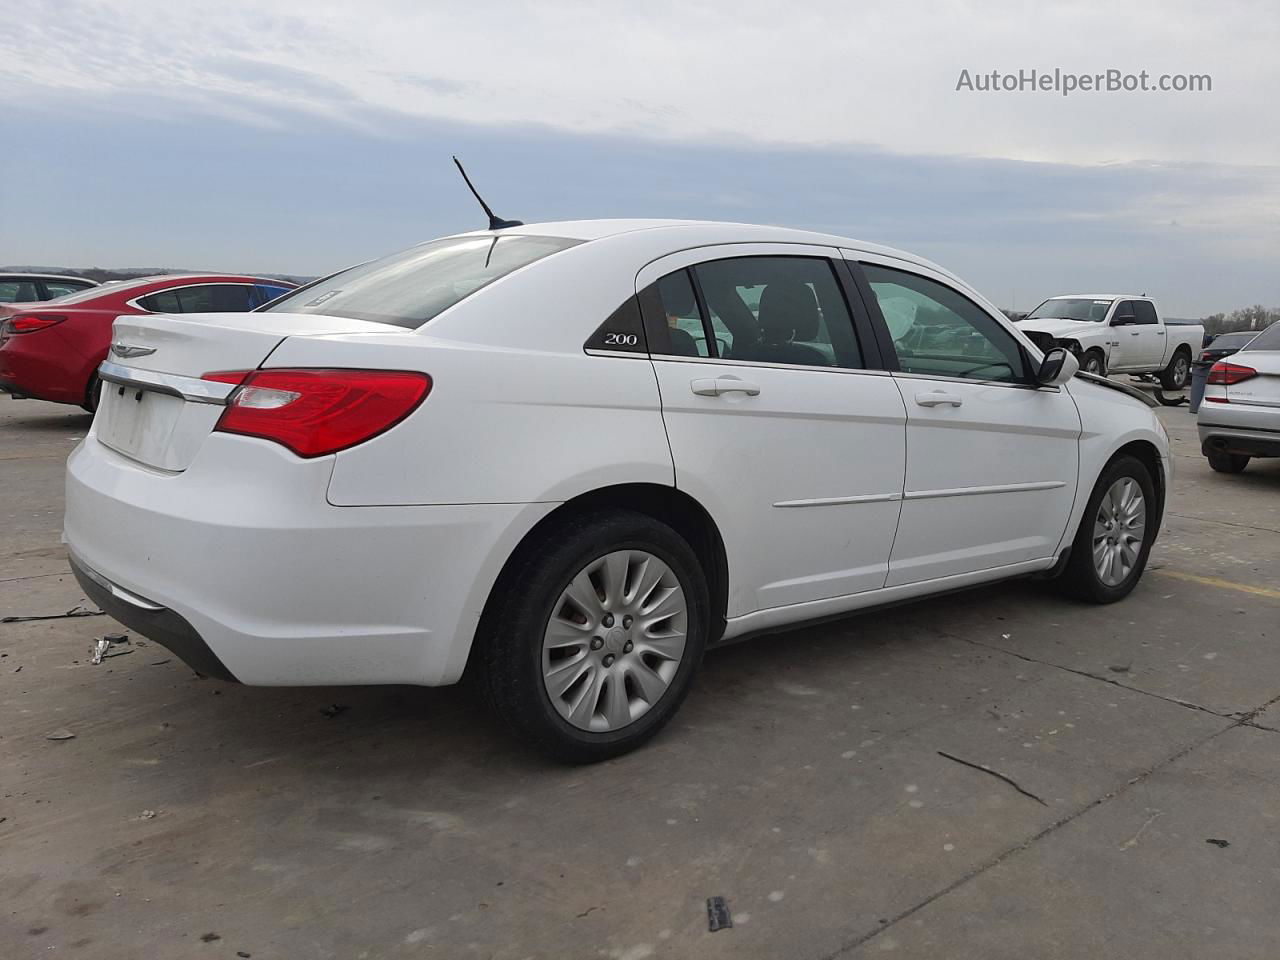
[96,384,203,471]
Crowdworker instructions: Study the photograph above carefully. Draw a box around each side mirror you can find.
[1037,347,1079,386]
[1112,313,1136,326]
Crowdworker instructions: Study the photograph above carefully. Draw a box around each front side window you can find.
[863,264,1027,383]
[1112,300,1139,324]
[263,235,581,329]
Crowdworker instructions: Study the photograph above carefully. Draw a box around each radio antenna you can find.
[452,156,523,230]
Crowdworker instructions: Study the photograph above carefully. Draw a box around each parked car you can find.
[63,221,1170,761]
[1199,330,1259,365]
[0,273,98,303]
[1198,321,1280,473]
[0,274,296,410]
[1018,295,1202,388]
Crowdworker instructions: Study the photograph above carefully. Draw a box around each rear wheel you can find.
[1081,349,1106,376]
[1159,349,1191,390]
[479,508,709,763]
[1207,450,1250,473]
[1058,455,1156,603]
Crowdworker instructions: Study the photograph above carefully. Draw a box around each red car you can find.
[0,274,297,411]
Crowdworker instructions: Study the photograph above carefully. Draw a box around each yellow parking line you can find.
[1155,569,1280,601]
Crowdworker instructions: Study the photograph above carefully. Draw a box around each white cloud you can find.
[3,0,1277,165]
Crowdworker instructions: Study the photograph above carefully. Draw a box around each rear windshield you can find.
[262,235,582,329]
[1242,324,1280,352]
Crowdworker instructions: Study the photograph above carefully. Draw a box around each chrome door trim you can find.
[773,492,902,508]
[904,479,1067,501]
[97,360,235,405]
[890,370,1060,393]
[649,354,892,377]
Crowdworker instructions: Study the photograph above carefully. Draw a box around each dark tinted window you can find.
[263,235,581,328]
[864,264,1027,383]
[1132,300,1158,325]
[1112,300,1139,323]
[650,270,711,357]
[140,284,255,313]
[1242,323,1280,352]
[0,280,39,303]
[42,280,93,299]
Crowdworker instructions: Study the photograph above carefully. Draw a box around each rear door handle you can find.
[691,376,761,397]
[915,391,963,407]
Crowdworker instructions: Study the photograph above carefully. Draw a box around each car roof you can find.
[445,218,967,285]
[1048,294,1152,301]
[0,273,98,284]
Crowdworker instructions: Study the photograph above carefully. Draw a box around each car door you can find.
[1107,299,1153,371]
[850,255,1081,586]
[1129,300,1166,366]
[639,245,907,617]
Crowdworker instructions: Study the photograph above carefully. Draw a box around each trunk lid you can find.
[95,311,398,471]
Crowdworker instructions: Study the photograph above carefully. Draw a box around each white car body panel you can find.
[62,219,1172,689]
[1198,348,1280,458]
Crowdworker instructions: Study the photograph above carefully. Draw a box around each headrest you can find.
[660,275,696,318]
[757,281,820,342]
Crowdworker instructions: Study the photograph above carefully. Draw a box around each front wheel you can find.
[1159,350,1191,390]
[82,374,103,413]
[1207,450,1250,473]
[1057,455,1157,603]
[479,509,709,763]
[1081,349,1107,377]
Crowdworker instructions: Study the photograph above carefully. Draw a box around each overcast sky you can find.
[2,0,1277,315]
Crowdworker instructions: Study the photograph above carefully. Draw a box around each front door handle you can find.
[915,391,963,407]
[691,376,761,397]
[1130,331,1141,336]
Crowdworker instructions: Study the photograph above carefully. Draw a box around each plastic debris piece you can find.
[199,933,221,943]
[140,810,157,820]
[707,896,733,932]
[92,634,132,665]
[46,729,76,741]
[320,704,349,719]
[1205,838,1230,848]
[2,605,105,624]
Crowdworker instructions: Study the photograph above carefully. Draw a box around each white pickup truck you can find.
[1018,295,1202,390]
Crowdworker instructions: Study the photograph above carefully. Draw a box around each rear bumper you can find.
[69,552,237,682]
[64,431,555,686]
[1198,423,1280,459]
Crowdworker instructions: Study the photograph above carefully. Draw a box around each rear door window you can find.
[140,284,256,313]
[1132,301,1158,325]
[41,281,92,299]
[0,280,39,303]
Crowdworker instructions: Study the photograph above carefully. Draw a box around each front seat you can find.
[734,281,830,366]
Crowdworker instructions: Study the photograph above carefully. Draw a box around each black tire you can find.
[82,374,103,413]
[478,508,710,763]
[1159,349,1191,390]
[1207,450,1250,474]
[1081,349,1107,377]
[1058,454,1157,603]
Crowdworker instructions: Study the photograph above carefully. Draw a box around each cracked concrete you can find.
[2,397,1278,959]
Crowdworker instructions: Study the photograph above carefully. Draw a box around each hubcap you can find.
[1092,478,1146,586]
[541,550,688,732]
[1174,357,1188,385]
[1086,357,1101,373]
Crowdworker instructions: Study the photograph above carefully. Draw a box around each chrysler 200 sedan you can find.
[64,220,1170,761]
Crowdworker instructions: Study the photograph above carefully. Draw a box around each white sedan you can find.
[65,220,1170,761]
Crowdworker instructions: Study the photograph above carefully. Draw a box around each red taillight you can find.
[1206,361,1257,386]
[205,368,431,457]
[7,313,67,333]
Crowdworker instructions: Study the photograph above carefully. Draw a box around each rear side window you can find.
[263,235,581,329]
[1132,301,1158,325]
[42,281,92,299]
[249,283,294,308]
[139,284,256,313]
[0,280,39,303]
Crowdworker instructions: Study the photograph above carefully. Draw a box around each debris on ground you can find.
[1206,838,1231,848]
[937,750,1048,806]
[150,659,171,666]
[2,605,104,624]
[320,704,349,719]
[139,810,157,820]
[199,932,221,943]
[707,896,733,932]
[237,953,251,958]
[91,633,132,665]
[45,728,76,741]
[1108,663,1132,673]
